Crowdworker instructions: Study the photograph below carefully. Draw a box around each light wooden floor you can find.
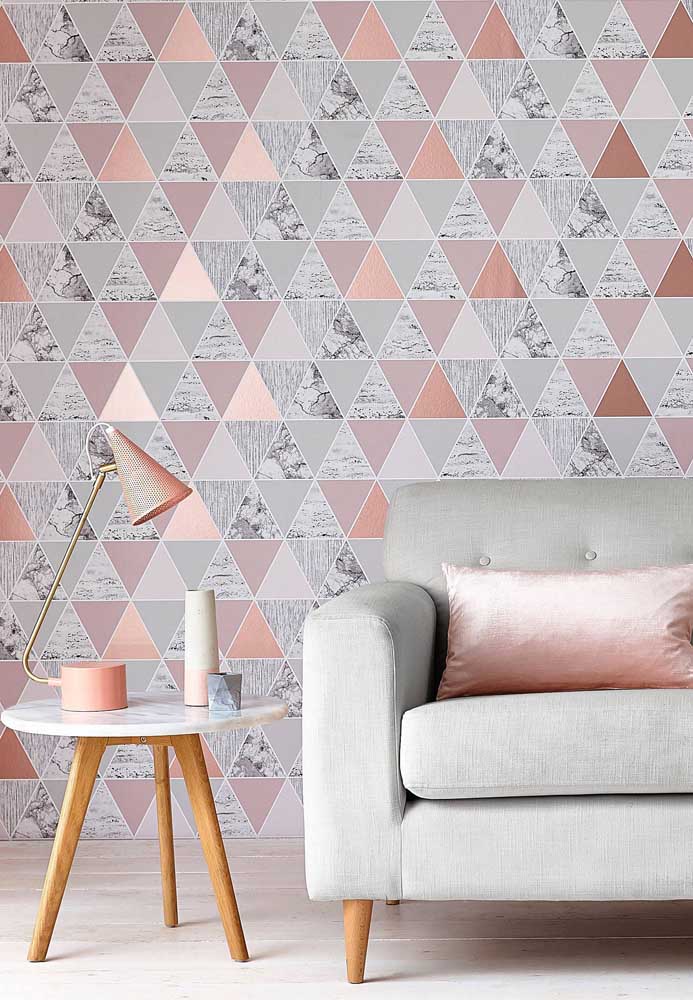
[3,840,693,999]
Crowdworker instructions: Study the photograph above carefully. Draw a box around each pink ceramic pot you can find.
[48,662,128,712]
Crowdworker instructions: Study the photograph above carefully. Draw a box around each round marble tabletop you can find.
[0,691,287,738]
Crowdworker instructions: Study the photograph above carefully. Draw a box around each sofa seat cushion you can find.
[400,689,693,799]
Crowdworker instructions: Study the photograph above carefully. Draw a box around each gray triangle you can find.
[379,240,432,296]
[439,120,493,177]
[8,362,61,416]
[222,180,277,236]
[284,180,339,235]
[530,60,584,118]
[99,183,153,237]
[254,121,306,176]
[592,179,648,233]
[132,361,186,415]
[162,303,217,354]
[69,243,122,299]
[561,0,614,54]
[503,359,556,412]
[407,180,462,234]
[314,121,368,176]
[257,480,312,534]
[189,1,244,56]
[501,120,554,174]
[410,418,465,475]
[502,240,554,297]
[532,298,586,353]
[562,238,617,295]
[39,302,92,356]
[7,123,60,177]
[284,61,339,119]
[375,0,429,53]
[137,601,184,655]
[39,182,92,239]
[130,123,183,178]
[68,3,120,57]
[36,64,90,118]
[499,0,553,51]
[165,541,219,590]
[286,420,340,474]
[42,538,93,592]
[318,360,372,414]
[161,63,213,118]
[254,241,309,297]
[624,358,680,413]
[6,4,61,59]
[532,178,585,233]
[348,301,402,355]
[658,299,693,352]
[254,1,306,56]
[535,417,589,473]
[469,59,522,115]
[347,61,399,117]
[623,119,678,175]
[595,417,650,473]
[655,59,693,114]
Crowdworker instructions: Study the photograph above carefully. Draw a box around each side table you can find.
[0,691,287,963]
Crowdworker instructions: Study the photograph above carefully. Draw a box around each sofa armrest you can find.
[303,582,436,901]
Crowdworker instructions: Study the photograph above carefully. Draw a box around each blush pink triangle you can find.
[103,541,157,595]
[562,121,616,174]
[0,185,30,238]
[101,302,156,356]
[224,301,279,354]
[349,419,402,472]
[377,122,430,175]
[657,417,693,470]
[69,124,122,176]
[71,361,126,415]
[407,61,460,115]
[470,180,523,233]
[409,300,464,352]
[380,360,434,413]
[623,0,679,52]
[316,240,370,295]
[191,122,245,176]
[594,298,649,351]
[163,421,216,475]
[100,64,154,117]
[625,238,679,293]
[222,63,276,116]
[347,180,400,233]
[441,239,494,292]
[161,181,215,236]
[131,242,185,296]
[319,480,372,533]
[655,179,693,232]
[592,60,647,113]
[564,359,619,411]
[314,1,369,54]
[473,418,526,472]
[72,601,128,656]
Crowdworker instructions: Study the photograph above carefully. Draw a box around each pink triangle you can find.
[594,299,649,352]
[99,126,154,181]
[657,417,693,470]
[0,486,33,540]
[103,540,156,595]
[377,121,430,175]
[439,0,493,54]
[130,2,184,55]
[228,540,282,594]
[69,124,122,176]
[71,361,126,416]
[409,300,464,353]
[222,63,276,117]
[470,180,523,233]
[131,242,185,297]
[106,778,155,833]
[625,239,679,294]
[221,123,279,181]
[347,180,400,233]
[0,423,31,476]
[380,360,433,414]
[0,185,30,238]
[101,302,156,356]
[224,301,279,354]
[319,480,372,534]
[316,240,369,295]
[215,599,251,654]
[100,63,154,117]
[161,181,215,236]
[655,179,693,233]
[229,777,284,833]
[224,363,281,419]
[624,0,679,53]
[562,121,617,175]
[564,359,619,411]
[164,421,216,475]
[349,419,401,473]
[0,660,31,711]
[473,418,526,473]
[441,240,494,293]
[314,1,369,54]
[592,60,647,114]
[159,6,215,60]
[103,603,159,660]
[194,361,247,414]
[7,187,61,242]
[161,244,217,301]
[191,122,245,176]
[407,61,460,116]
[9,426,65,481]
[101,364,157,420]
[73,601,127,656]
[163,488,220,540]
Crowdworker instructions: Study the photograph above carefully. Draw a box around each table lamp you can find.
[21,424,192,712]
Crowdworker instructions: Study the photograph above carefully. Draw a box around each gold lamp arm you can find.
[21,462,117,685]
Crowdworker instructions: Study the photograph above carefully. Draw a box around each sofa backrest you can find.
[384,480,693,676]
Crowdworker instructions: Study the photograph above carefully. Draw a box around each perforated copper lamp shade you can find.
[105,425,192,525]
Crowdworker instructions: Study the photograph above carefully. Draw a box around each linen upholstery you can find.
[401,690,693,799]
[402,796,693,900]
[385,480,693,677]
[303,581,436,901]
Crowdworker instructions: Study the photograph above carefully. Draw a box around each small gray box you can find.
[208,673,242,714]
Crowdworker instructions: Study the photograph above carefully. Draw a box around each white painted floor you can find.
[2,839,693,999]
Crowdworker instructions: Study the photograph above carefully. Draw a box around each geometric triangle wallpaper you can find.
[2,0,693,838]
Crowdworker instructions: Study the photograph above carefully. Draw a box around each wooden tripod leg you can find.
[172,734,249,962]
[153,744,178,928]
[28,736,106,962]
[343,899,373,984]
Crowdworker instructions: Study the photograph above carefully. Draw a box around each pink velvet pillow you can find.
[438,563,693,700]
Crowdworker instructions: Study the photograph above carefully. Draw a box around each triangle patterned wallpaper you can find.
[1,0,693,838]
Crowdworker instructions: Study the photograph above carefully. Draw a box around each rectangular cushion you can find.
[400,689,693,799]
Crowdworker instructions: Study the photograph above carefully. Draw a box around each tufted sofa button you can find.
[585,550,597,561]
[479,555,491,567]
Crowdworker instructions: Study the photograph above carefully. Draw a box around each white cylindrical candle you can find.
[184,589,219,706]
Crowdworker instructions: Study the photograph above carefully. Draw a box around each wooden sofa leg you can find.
[343,899,373,984]
[385,899,400,905]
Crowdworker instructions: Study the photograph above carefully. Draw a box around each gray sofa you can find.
[303,479,693,983]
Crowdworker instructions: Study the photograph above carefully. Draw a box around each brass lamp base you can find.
[48,662,128,712]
